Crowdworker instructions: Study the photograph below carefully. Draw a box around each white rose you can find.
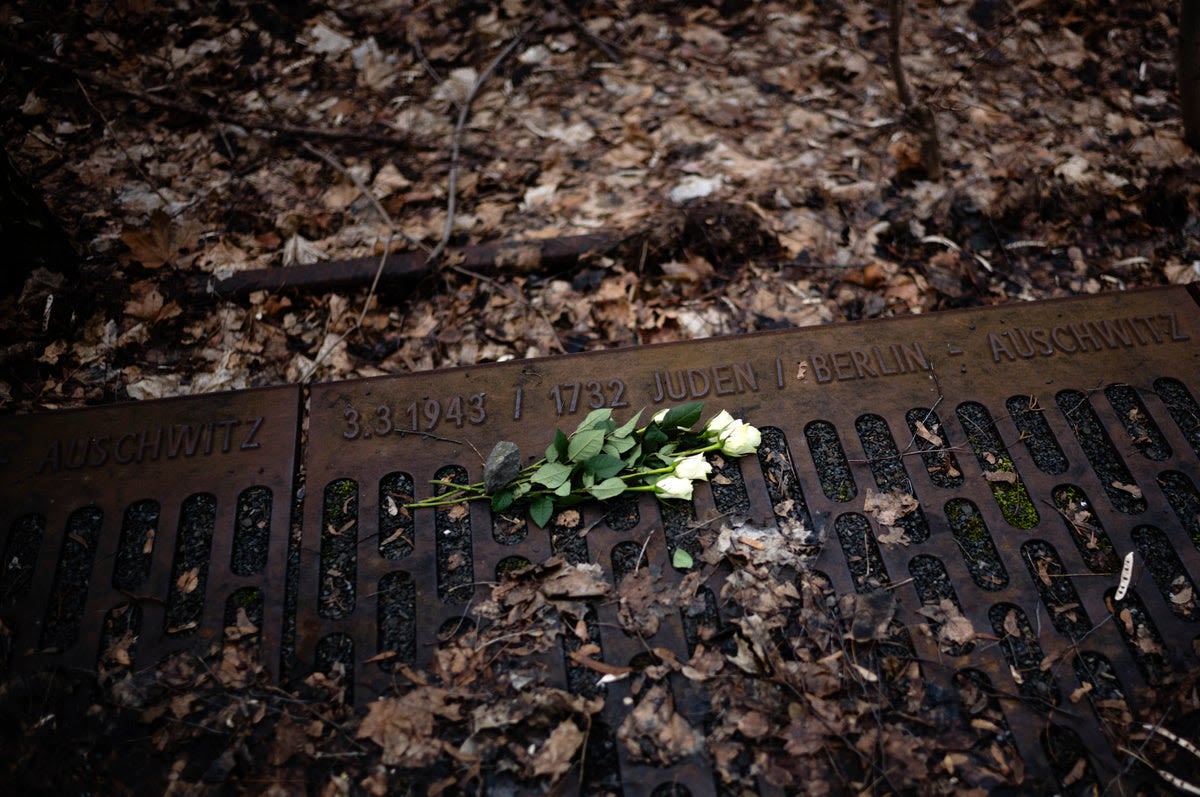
[704,409,735,438]
[674,453,712,481]
[654,475,694,501]
[719,420,762,456]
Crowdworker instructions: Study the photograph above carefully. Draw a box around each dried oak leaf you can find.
[702,516,817,569]
[539,560,610,600]
[479,557,611,623]
[357,688,461,767]
[735,709,771,739]
[1002,609,1021,639]
[783,716,827,756]
[617,684,703,765]
[913,419,943,447]
[530,720,586,780]
[681,644,725,681]
[1111,481,1143,499]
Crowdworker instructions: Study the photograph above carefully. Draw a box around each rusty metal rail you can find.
[4,286,1200,794]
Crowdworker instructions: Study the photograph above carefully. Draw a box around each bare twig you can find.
[547,0,623,62]
[633,528,656,572]
[448,263,567,354]
[76,80,175,211]
[301,142,431,255]
[410,37,448,100]
[427,23,536,266]
[297,144,407,383]
[1,36,424,151]
[1118,742,1200,795]
[886,0,943,180]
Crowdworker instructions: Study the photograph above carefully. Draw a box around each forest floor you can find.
[1,0,1198,408]
[2,0,1200,794]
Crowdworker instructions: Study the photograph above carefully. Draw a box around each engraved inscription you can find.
[807,343,929,384]
[35,416,267,475]
[341,393,487,440]
[988,313,1189,363]
[650,362,758,403]
[548,380,628,415]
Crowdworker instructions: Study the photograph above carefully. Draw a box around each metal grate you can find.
[297,286,1200,793]
[4,286,1200,793]
[0,387,300,682]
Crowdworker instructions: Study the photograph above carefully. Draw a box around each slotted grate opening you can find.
[4,287,1200,794]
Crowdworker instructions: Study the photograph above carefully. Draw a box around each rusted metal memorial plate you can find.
[0,387,300,683]
[299,286,1200,794]
[3,286,1200,793]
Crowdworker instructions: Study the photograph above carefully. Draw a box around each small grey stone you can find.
[483,440,522,493]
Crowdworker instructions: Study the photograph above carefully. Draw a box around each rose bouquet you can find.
[404,401,761,527]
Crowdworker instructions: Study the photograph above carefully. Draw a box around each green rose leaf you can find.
[553,480,573,497]
[567,428,605,462]
[604,434,637,455]
[585,453,625,479]
[546,429,569,463]
[612,409,643,438]
[532,461,572,489]
[588,476,626,500]
[672,547,694,570]
[641,425,668,456]
[490,489,515,512]
[624,441,643,466]
[530,495,554,527]
[659,401,704,433]
[575,407,613,433]
[650,449,677,468]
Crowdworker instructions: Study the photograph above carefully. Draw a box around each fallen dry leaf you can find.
[1111,481,1143,499]
[124,279,182,325]
[356,689,460,767]
[617,567,666,638]
[617,684,703,765]
[914,420,944,447]
[919,598,977,649]
[120,209,198,269]
[175,567,199,594]
[530,720,585,780]
[224,607,259,641]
